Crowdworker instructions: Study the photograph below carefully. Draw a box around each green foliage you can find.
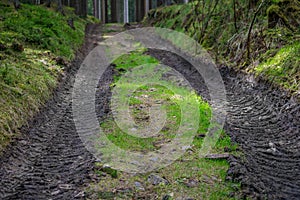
[91,50,240,199]
[0,48,60,151]
[0,2,88,152]
[254,41,300,92]
[113,49,158,70]
[0,3,87,59]
[144,0,300,95]
[144,1,243,58]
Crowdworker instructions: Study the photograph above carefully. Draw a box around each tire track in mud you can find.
[146,49,300,199]
[224,70,300,199]
[0,26,299,199]
[0,24,101,199]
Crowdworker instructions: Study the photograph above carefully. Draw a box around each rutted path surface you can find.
[146,49,300,199]
[0,24,101,199]
[0,25,299,199]
[224,69,300,199]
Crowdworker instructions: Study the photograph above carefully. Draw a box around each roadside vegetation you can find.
[0,1,97,152]
[87,49,241,199]
[144,0,300,97]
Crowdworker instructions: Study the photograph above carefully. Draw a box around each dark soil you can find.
[0,25,299,200]
[146,49,300,200]
[0,24,102,199]
[94,47,300,199]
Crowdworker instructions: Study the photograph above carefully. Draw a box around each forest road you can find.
[0,24,299,199]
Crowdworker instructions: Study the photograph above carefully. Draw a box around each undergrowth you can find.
[144,0,300,97]
[254,41,300,93]
[0,2,93,152]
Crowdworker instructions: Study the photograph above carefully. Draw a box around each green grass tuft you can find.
[254,41,300,93]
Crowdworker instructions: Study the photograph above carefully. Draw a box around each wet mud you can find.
[147,49,300,200]
[0,24,102,199]
[0,27,299,199]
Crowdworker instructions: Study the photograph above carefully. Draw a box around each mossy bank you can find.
[0,2,97,153]
[144,0,300,98]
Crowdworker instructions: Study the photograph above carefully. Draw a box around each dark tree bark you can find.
[72,0,87,17]
[111,0,117,23]
[233,0,238,32]
[93,0,97,17]
[45,0,51,7]
[104,0,108,22]
[13,0,21,10]
[57,0,64,14]
[246,0,266,62]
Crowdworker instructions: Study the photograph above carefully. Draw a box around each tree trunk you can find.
[13,0,21,10]
[124,0,129,23]
[233,0,238,32]
[45,0,51,7]
[111,0,117,23]
[246,0,265,62]
[93,0,97,17]
[57,0,64,14]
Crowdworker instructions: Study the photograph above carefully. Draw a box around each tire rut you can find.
[147,49,300,199]
[0,24,102,200]
[0,28,299,200]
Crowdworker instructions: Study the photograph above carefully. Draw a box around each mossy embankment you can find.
[0,2,97,152]
[144,0,300,97]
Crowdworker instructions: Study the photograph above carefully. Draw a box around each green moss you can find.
[89,50,240,199]
[254,41,300,93]
[0,3,87,59]
[0,2,89,152]
[113,49,158,70]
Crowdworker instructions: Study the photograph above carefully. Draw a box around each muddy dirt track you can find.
[0,24,101,199]
[146,49,300,199]
[0,25,299,199]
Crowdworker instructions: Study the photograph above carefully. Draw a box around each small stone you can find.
[268,142,275,148]
[147,174,169,185]
[74,191,85,197]
[181,145,192,150]
[267,147,277,153]
[205,153,230,159]
[201,175,214,185]
[58,184,72,190]
[51,190,60,195]
[150,156,159,162]
[134,181,145,191]
[184,178,199,188]
[131,127,137,132]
